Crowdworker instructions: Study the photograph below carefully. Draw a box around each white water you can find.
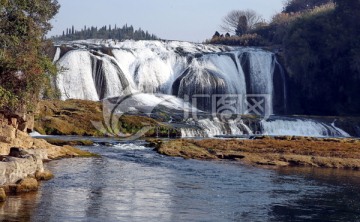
[54,40,350,138]
[260,119,350,137]
[57,50,99,100]
[181,118,254,138]
[29,131,45,137]
[53,47,61,63]
[55,40,277,115]
[331,121,351,137]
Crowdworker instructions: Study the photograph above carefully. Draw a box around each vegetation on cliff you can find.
[209,0,360,116]
[0,0,60,113]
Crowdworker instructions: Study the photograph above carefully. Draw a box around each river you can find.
[1,140,360,221]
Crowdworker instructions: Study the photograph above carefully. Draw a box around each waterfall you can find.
[260,119,350,137]
[56,40,281,114]
[53,47,61,63]
[57,50,99,100]
[54,39,350,138]
[180,118,254,138]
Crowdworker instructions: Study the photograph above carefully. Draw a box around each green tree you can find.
[283,0,333,13]
[0,0,60,112]
[283,0,360,115]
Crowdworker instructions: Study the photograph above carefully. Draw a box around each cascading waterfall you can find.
[260,119,350,137]
[57,50,99,100]
[55,40,276,105]
[54,39,350,138]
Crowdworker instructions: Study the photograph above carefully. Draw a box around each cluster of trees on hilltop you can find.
[209,0,360,116]
[208,9,266,46]
[52,24,159,41]
[208,0,336,46]
[0,0,59,113]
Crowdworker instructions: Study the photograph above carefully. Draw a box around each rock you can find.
[10,118,18,128]
[275,135,293,141]
[35,170,54,181]
[15,178,39,193]
[0,188,6,202]
[0,136,11,144]
[16,130,34,147]
[222,154,245,160]
[0,155,44,186]
[9,147,29,158]
[0,124,16,139]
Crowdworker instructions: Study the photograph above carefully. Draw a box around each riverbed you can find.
[1,140,360,221]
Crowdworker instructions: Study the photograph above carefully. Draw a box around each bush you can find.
[208,33,267,46]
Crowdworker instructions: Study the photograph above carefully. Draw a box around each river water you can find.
[1,140,360,221]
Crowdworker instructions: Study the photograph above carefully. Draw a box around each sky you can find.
[49,0,285,42]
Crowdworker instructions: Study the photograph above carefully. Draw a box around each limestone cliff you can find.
[0,112,94,191]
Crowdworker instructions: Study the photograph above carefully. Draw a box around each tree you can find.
[0,0,60,111]
[221,9,263,35]
[283,0,333,13]
[235,15,247,36]
[212,31,220,39]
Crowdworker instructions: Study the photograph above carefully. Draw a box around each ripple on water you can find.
[1,142,360,221]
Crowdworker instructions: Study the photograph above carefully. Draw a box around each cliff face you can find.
[0,112,35,156]
[0,112,95,189]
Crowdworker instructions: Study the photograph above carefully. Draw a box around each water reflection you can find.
[269,168,360,221]
[0,192,39,222]
[0,143,360,221]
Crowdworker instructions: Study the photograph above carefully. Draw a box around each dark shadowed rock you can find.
[9,147,29,158]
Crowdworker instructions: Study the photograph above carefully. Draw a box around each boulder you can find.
[0,155,44,186]
[35,170,54,181]
[14,178,39,193]
[9,147,29,158]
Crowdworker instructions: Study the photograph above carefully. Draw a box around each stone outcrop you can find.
[0,112,95,160]
[12,178,39,193]
[0,153,43,186]
[0,111,96,197]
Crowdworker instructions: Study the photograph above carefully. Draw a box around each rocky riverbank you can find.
[0,112,96,203]
[150,136,360,170]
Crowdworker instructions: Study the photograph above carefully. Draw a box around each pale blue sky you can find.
[49,0,285,42]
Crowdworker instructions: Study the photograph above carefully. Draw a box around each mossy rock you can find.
[35,170,54,181]
[44,138,94,146]
[35,99,169,137]
[15,178,39,193]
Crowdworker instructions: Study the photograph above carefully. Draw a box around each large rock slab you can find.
[0,154,44,186]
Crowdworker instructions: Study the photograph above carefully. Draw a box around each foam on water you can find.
[113,143,149,150]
